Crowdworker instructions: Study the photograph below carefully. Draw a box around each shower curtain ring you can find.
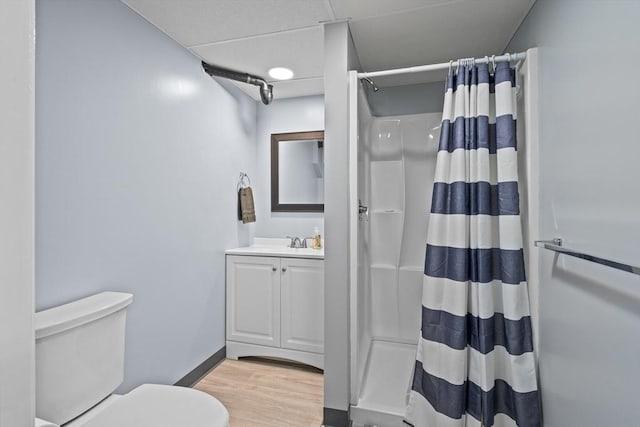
[448,60,453,75]
[490,54,496,72]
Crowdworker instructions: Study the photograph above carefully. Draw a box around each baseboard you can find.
[174,346,226,387]
[323,407,349,427]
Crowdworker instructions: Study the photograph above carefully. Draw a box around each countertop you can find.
[225,238,324,260]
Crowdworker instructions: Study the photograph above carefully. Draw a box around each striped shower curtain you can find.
[406,61,541,427]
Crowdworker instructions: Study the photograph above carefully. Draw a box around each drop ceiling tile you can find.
[191,26,323,81]
[330,0,455,20]
[350,0,534,73]
[122,0,333,47]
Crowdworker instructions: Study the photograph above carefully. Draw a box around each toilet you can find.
[34,292,229,427]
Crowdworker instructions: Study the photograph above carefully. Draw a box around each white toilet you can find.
[34,292,229,427]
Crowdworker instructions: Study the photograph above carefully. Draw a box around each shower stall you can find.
[346,49,540,427]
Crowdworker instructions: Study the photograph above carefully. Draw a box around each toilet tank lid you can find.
[35,292,133,339]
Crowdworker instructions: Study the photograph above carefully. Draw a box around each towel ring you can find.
[237,172,251,191]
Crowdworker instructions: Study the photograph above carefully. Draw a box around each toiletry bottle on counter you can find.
[312,227,322,249]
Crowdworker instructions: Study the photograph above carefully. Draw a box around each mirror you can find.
[271,130,324,212]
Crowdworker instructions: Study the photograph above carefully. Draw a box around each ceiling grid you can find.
[121,0,536,101]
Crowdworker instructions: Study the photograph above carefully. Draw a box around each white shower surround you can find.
[347,49,540,427]
[352,105,442,426]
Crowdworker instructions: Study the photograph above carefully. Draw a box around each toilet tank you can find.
[35,292,133,425]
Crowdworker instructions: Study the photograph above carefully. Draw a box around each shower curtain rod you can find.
[357,51,527,79]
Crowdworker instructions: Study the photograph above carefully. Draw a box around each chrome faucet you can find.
[287,236,303,248]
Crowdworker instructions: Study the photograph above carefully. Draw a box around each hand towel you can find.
[238,187,256,224]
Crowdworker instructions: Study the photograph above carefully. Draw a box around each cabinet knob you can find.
[282,267,287,273]
[272,266,277,272]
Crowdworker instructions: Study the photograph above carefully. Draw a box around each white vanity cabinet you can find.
[280,257,324,354]
[226,255,281,348]
[225,253,324,369]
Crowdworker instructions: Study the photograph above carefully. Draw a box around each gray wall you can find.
[254,95,324,239]
[508,1,640,426]
[36,0,257,392]
[365,81,444,117]
[1,1,35,425]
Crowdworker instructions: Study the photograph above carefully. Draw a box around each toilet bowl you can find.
[35,292,229,427]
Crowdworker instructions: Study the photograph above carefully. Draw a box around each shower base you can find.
[351,339,416,427]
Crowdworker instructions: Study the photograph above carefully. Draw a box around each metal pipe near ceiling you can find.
[201,61,273,105]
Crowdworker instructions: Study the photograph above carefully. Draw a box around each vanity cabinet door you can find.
[226,255,281,347]
[280,258,324,353]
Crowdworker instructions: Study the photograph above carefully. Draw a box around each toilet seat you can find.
[79,384,229,427]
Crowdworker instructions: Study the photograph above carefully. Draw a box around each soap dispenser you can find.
[312,227,322,249]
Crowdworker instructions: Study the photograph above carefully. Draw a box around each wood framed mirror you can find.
[271,130,324,212]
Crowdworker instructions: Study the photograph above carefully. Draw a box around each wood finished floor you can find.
[194,358,324,427]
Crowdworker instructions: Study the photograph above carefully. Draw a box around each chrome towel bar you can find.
[534,238,640,276]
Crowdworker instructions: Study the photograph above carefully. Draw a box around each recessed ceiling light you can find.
[268,67,294,80]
